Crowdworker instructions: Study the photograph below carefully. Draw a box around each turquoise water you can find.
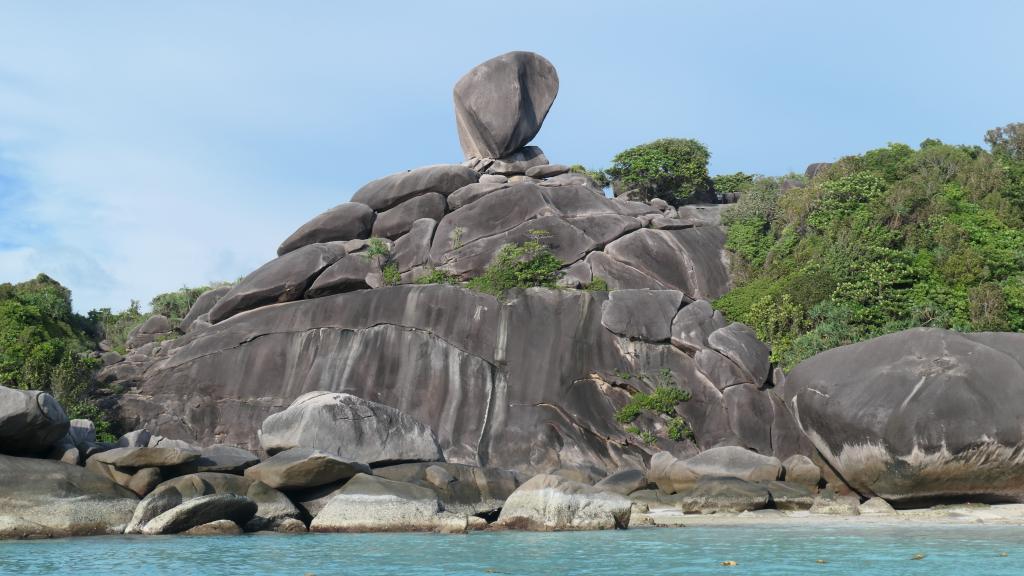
[3,524,1024,575]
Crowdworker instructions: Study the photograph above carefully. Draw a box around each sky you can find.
[1,1,1022,312]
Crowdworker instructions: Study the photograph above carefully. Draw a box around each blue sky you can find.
[1,1,1022,312]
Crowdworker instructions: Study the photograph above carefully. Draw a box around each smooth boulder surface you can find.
[93,446,199,468]
[782,454,821,489]
[259,392,444,465]
[683,446,782,483]
[195,444,260,474]
[180,286,231,333]
[372,462,519,515]
[485,146,548,176]
[0,454,138,539]
[244,447,370,490]
[707,323,771,386]
[600,290,685,342]
[126,472,300,533]
[208,242,347,323]
[495,474,631,531]
[278,202,375,255]
[594,469,649,496]
[453,51,558,160]
[676,477,771,514]
[310,473,468,533]
[670,300,727,353]
[371,193,446,240]
[141,494,257,535]
[0,386,69,455]
[351,165,479,212]
[761,481,815,511]
[785,328,1024,504]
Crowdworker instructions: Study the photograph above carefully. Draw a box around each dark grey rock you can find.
[805,162,831,179]
[683,446,782,482]
[0,454,138,539]
[495,474,631,531]
[761,480,815,511]
[259,392,444,465]
[101,351,123,366]
[306,253,378,297]
[525,164,570,179]
[244,447,370,490]
[676,477,771,513]
[594,469,649,496]
[180,287,231,333]
[695,349,751,390]
[557,260,592,288]
[126,472,300,533]
[278,202,375,256]
[600,289,685,342]
[446,182,509,210]
[785,328,1024,503]
[351,165,479,212]
[195,444,260,474]
[485,146,549,176]
[117,429,152,448]
[602,227,731,299]
[138,314,171,335]
[708,323,771,386]
[208,242,347,323]
[393,219,437,273]
[0,386,69,456]
[372,193,447,240]
[722,384,774,455]
[454,51,558,160]
[373,461,519,515]
[126,467,163,497]
[782,454,821,488]
[310,473,465,533]
[93,447,200,468]
[648,451,697,494]
[141,494,257,535]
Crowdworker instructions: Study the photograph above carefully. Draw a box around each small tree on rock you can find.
[606,138,711,205]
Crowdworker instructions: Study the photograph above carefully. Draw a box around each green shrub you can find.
[466,237,563,297]
[615,385,692,424]
[415,268,460,285]
[582,277,609,292]
[606,138,711,204]
[382,263,401,286]
[667,417,695,442]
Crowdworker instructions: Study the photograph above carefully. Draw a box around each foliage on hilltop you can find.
[604,138,711,204]
[716,125,1024,369]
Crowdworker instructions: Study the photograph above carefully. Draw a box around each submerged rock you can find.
[495,474,631,531]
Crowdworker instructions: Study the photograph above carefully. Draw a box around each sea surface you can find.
[3,523,1024,575]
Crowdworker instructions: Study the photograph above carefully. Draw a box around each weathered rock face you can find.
[118,286,799,479]
[180,287,231,333]
[310,473,469,533]
[278,202,375,256]
[676,477,771,514]
[140,494,257,535]
[126,472,300,533]
[649,447,783,495]
[0,454,138,538]
[259,392,444,465]
[785,328,1024,505]
[243,447,370,490]
[208,242,347,323]
[351,165,479,212]
[0,386,69,455]
[453,51,558,160]
[372,462,519,515]
[495,474,631,531]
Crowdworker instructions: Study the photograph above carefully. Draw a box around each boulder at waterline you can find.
[495,474,631,531]
[208,242,347,323]
[785,328,1024,504]
[0,454,138,539]
[676,477,771,514]
[183,519,243,536]
[310,473,471,533]
[141,494,258,535]
[0,386,69,456]
[372,461,520,516]
[351,164,479,212]
[453,51,558,160]
[278,202,375,255]
[244,447,370,490]
[648,451,698,494]
[859,497,897,515]
[259,392,444,465]
[126,472,300,533]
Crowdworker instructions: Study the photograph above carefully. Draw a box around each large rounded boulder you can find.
[453,51,558,160]
[259,392,444,465]
[0,386,69,455]
[785,328,1024,504]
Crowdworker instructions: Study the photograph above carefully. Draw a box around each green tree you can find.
[606,138,711,204]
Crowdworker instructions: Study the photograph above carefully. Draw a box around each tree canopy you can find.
[605,138,711,204]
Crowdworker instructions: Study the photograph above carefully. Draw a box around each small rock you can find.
[479,174,508,184]
[810,495,861,516]
[525,164,570,179]
[183,519,243,536]
[859,497,896,515]
[244,447,370,490]
[782,455,821,489]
